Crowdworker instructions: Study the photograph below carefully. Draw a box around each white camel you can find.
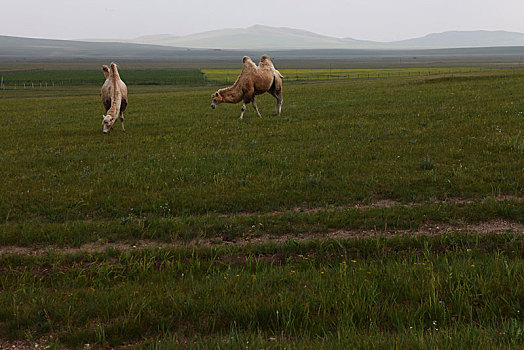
[100,63,128,134]
[211,55,283,119]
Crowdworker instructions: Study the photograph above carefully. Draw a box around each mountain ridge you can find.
[4,27,524,60]
[80,25,524,50]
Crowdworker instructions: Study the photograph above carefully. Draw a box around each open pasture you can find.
[203,66,498,83]
[0,69,523,348]
[0,68,204,86]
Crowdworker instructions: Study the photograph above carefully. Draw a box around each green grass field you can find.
[0,68,523,348]
[202,67,495,83]
[0,68,204,86]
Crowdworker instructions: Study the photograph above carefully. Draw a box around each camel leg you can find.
[273,97,282,116]
[120,112,125,132]
[239,103,246,120]
[252,99,262,118]
[269,89,283,116]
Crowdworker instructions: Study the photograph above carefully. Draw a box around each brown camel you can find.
[211,55,283,119]
[100,62,128,134]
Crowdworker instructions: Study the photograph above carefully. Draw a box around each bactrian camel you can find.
[101,63,128,134]
[211,55,283,119]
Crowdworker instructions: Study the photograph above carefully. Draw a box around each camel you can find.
[211,55,283,119]
[100,62,128,134]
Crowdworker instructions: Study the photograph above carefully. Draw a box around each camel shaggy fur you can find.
[100,63,128,134]
[211,55,283,119]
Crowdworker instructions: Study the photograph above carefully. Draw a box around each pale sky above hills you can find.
[2,0,524,42]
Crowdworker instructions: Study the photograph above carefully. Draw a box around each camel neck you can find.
[220,84,243,104]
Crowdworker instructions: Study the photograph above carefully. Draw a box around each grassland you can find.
[0,66,509,88]
[0,69,204,86]
[0,67,523,348]
[2,234,524,349]
[202,67,494,83]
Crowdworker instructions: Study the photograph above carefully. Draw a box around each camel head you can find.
[102,114,116,134]
[211,91,224,109]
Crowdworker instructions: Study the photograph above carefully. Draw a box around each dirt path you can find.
[231,195,523,217]
[0,338,52,350]
[0,219,522,257]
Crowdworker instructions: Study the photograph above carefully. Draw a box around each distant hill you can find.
[0,35,191,59]
[119,26,524,50]
[388,30,524,48]
[4,31,524,62]
[130,25,378,50]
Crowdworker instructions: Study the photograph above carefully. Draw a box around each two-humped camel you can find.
[211,55,283,119]
[101,63,128,134]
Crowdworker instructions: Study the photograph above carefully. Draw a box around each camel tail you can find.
[108,62,122,117]
[276,70,284,79]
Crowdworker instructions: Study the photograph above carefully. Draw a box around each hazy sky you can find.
[2,0,524,42]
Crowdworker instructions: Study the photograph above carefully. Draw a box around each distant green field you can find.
[0,69,523,348]
[0,68,204,85]
[203,67,497,83]
[0,67,504,88]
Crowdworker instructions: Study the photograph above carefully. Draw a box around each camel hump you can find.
[101,65,110,79]
[260,55,273,65]
[106,62,122,117]
[110,62,120,78]
[110,63,123,89]
[259,54,275,70]
[242,56,257,72]
[109,63,121,99]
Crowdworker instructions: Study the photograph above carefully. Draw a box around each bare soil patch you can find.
[0,220,521,257]
[236,195,522,217]
[0,337,52,350]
